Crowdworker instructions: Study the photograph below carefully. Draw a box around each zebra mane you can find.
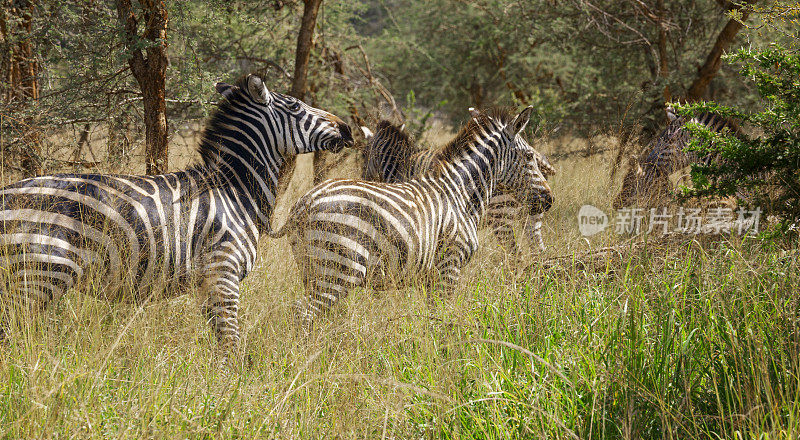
[196,73,261,167]
[374,120,412,148]
[433,107,514,170]
[682,112,740,135]
[362,120,421,182]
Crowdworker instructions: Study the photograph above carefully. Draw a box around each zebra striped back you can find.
[614,110,736,209]
[361,120,555,252]
[0,73,352,354]
[272,107,553,326]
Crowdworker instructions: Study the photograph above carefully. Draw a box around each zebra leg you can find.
[485,202,520,253]
[522,213,546,252]
[1,275,71,339]
[489,217,519,253]
[295,274,352,329]
[428,247,466,297]
[0,243,78,339]
[293,246,365,329]
[423,260,463,310]
[198,268,241,357]
[437,264,462,292]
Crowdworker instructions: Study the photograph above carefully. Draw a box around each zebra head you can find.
[360,121,416,183]
[516,135,555,215]
[212,74,353,158]
[473,107,554,215]
[614,108,736,210]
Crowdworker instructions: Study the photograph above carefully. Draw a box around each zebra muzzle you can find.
[530,192,553,214]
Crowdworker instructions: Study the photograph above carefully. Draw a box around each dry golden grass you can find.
[1,126,798,438]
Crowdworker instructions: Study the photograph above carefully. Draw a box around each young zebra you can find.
[271,107,553,327]
[614,109,737,209]
[360,121,556,253]
[0,73,352,353]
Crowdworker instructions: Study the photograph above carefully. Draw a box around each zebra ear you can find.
[215,82,236,99]
[508,106,533,137]
[360,126,374,141]
[246,74,272,105]
[469,107,480,120]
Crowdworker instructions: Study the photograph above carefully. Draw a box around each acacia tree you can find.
[116,0,169,175]
[675,1,800,232]
[685,0,759,102]
[368,0,775,137]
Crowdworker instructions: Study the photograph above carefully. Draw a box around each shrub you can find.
[673,45,800,234]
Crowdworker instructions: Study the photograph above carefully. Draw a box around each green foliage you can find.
[1,0,374,174]
[2,0,793,176]
[403,244,800,439]
[363,0,782,135]
[675,45,800,231]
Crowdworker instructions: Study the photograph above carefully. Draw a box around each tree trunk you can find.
[290,0,323,101]
[116,0,169,175]
[656,0,670,103]
[685,0,757,102]
[1,0,41,177]
[278,0,324,195]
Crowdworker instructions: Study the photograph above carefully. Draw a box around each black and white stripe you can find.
[361,121,556,253]
[614,109,736,209]
[272,108,553,326]
[0,73,353,353]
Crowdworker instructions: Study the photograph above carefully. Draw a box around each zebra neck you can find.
[202,148,283,232]
[438,152,494,221]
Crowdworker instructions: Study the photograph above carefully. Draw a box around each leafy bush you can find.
[674,45,800,233]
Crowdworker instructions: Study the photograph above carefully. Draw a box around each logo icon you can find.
[578,205,609,236]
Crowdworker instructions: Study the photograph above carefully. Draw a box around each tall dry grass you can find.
[1,129,798,439]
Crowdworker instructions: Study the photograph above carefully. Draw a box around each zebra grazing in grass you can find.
[0,73,353,353]
[614,109,737,209]
[271,107,553,327]
[361,121,556,253]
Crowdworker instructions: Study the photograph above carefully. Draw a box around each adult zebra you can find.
[0,73,352,354]
[361,121,556,253]
[271,108,553,327]
[614,109,737,209]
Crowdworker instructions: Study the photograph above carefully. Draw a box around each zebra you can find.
[0,73,353,355]
[360,121,556,253]
[270,107,553,327]
[613,108,738,209]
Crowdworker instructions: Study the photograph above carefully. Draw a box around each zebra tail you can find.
[267,220,295,239]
